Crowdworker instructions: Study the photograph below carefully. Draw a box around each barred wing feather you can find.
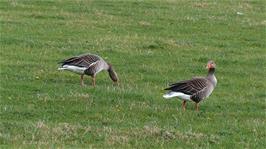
[165,78,209,95]
[60,54,101,68]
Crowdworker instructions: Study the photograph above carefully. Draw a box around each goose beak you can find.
[206,63,212,69]
[113,80,119,86]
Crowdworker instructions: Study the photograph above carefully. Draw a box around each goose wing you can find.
[60,54,101,68]
[165,77,209,95]
[190,86,209,102]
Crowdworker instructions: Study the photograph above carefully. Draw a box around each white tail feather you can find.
[163,92,191,101]
[58,68,66,70]
[57,65,87,74]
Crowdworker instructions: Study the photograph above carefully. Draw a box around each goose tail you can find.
[163,92,178,99]
[163,92,191,100]
[58,67,66,71]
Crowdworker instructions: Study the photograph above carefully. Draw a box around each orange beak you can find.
[206,63,213,69]
[113,80,119,86]
[206,64,210,69]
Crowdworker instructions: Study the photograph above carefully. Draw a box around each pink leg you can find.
[92,76,96,87]
[182,101,187,111]
[80,75,84,86]
[195,103,199,111]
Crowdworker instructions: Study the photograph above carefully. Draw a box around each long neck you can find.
[108,66,118,82]
[207,68,215,76]
[102,61,109,70]
[207,68,217,86]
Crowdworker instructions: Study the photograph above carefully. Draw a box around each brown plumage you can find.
[163,60,217,111]
[58,53,118,86]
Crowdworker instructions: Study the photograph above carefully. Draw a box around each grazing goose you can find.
[163,60,217,111]
[58,53,118,87]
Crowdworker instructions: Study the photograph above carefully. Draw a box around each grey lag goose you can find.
[58,53,118,86]
[163,60,217,111]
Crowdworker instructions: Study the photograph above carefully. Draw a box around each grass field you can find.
[1,0,265,148]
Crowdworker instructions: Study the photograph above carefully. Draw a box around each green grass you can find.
[0,0,265,148]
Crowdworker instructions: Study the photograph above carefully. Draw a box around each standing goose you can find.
[163,60,217,111]
[58,53,118,87]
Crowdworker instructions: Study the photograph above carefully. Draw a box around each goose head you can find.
[206,60,216,70]
[107,63,119,84]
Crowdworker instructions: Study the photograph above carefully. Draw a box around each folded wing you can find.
[165,78,209,95]
[60,54,101,68]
